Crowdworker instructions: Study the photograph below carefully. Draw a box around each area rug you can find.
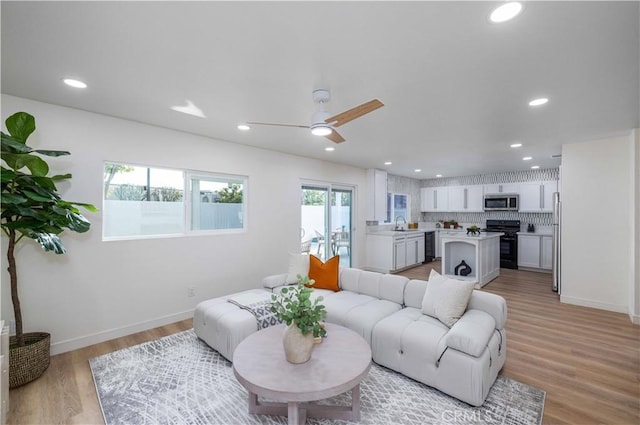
[89,329,545,425]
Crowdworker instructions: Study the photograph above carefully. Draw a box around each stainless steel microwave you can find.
[483,194,519,211]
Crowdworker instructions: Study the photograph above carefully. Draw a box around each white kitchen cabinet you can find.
[448,186,466,211]
[394,239,406,270]
[406,233,425,265]
[518,235,540,268]
[466,185,484,212]
[366,169,387,221]
[518,233,553,271]
[541,235,553,270]
[366,231,426,273]
[420,187,449,212]
[484,183,519,194]
[519,181,558,212]
[541,181,557,212]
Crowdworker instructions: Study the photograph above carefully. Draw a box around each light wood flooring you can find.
[7,262,640,424]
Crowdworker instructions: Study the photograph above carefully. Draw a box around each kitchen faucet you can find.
[395,215,407,230]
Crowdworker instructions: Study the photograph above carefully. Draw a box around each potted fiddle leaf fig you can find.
[1,111,97,387]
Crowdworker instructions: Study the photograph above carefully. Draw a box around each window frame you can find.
[386,192,411,224]
[102,161,248,241]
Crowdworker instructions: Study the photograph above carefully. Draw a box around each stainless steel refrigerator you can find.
[552,192,561,293]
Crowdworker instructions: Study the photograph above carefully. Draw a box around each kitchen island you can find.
[440,231,503,287]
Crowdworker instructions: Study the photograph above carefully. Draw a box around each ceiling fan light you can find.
[311,124,332,136]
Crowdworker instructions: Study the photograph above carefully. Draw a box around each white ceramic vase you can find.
[282,322,315,364]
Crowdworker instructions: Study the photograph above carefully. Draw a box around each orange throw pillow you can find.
[308,255,340,292]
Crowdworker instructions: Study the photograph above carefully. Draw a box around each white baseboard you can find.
[560,295,627,315]
[629,311,640,325]
[50,310,194,355]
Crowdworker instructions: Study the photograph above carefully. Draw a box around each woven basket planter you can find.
[9,332,51,388]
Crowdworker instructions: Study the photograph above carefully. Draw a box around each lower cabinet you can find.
[393,239,407,270]
[518,234,552,271]
[366,232,426,273]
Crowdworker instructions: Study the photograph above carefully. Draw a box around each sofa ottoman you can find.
[193,289,273,361]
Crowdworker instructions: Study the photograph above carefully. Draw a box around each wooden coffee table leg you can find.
[248,391,258,414]
[352,383,361,421]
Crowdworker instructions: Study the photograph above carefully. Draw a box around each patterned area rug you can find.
[89,330,545,425]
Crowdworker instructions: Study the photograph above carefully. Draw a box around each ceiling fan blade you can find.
[246,121,309,129]
[325,99,384,128]
[325,129,346,144]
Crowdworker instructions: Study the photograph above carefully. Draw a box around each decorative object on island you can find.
[467,225,481,236]
[454,260,472,277]
[1,112,98,388]
[444,220,459,229]
[270,275,327,363]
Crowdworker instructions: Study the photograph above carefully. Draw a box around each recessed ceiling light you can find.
[171,100,206,118]
[523,156,532,161]
[237,124,251,131]
[490,2,523,23]
[531,165,540,169]
[510,143,523,148]
[529,97,549,107]
[436,174,443,178]
[63,78,87,89]
[414,169,422,173]
[325,147,335,152]
[384,161,392,165]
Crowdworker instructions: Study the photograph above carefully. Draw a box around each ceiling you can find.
[2,1,638,179]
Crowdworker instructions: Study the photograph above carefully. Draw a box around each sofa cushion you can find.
[309,255,340,291]
[446,309,496,357]
[322,290,402,344]
[285,253,310,284]
[422,277,475,327]
[467,290,508,330]
[339,268,407,304]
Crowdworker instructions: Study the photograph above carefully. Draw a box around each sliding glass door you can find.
[301,183,353,268]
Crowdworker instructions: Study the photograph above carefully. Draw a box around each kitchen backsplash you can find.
[424,211,553,226]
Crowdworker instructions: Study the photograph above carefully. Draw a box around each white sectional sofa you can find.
[194,267,507,406]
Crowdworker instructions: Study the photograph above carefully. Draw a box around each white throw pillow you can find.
[428,269,441,281]
[421,277,475,328]
[284,253,310,284]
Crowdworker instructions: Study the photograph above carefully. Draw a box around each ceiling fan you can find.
[246,89,384,144]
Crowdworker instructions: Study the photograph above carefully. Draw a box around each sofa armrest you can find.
[445,309,496,357]
[262,273,288,289]
[467,290,507,330]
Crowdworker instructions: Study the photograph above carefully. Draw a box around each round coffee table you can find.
[233,323,371,425]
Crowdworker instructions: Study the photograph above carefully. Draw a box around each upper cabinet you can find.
[519,181,557,212]
[366,169,387,221]
[420,187,449,212]
[483,183,519,194]
[447,185,484,212]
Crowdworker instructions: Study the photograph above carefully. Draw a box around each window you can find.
[103,162,247,240]
[386,193,410,223]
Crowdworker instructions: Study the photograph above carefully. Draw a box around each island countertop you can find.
[439,231,503,241]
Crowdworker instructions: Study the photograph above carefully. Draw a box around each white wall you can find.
[0,95,368,353]
[631,129,640,324]
[560,133,637,316]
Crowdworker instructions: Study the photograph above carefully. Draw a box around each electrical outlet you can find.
[187,287,196,298]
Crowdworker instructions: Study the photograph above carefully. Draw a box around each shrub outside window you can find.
[103,162,247,240]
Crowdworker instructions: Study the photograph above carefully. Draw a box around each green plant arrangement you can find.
[270,275,327,338]
[1,111,97,386]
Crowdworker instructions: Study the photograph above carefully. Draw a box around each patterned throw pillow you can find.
[308,255,340,291]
